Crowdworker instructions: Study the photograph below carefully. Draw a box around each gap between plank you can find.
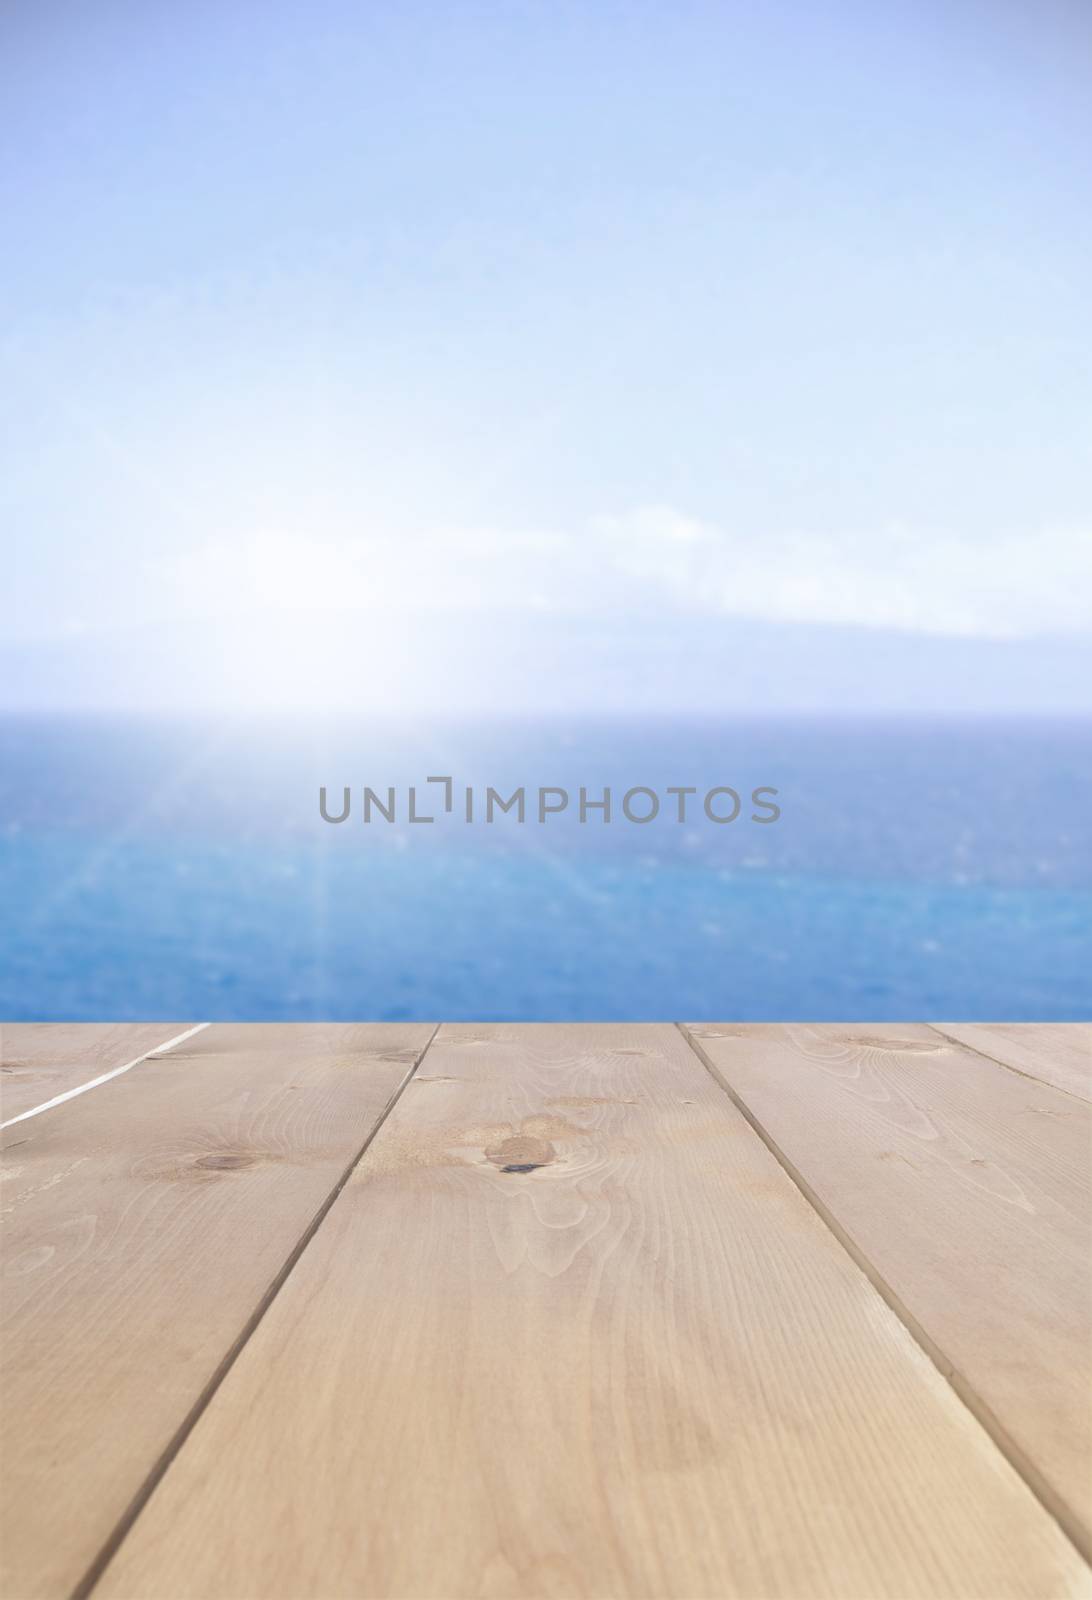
[0,1023,211,1131]
[677,1022,1092,1569]
[926,1023,1089,1105]
[73,1022,441,1600]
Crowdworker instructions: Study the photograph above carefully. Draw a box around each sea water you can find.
[1,715,1088,1020]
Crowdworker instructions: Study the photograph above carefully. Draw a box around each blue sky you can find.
[3,0,1090,712]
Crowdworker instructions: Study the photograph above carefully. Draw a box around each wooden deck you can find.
[1,1022,1089,1600]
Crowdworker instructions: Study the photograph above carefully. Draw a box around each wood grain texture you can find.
[933,1023,1092,1103]
[686,1022,1092,1561]
[95,1023,1090,1600]
[0,1023,187,1122]
[0,1022,433,1600]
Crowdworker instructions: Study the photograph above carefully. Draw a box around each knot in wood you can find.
[194,1152,254,1171]
[483,1134,556,1174]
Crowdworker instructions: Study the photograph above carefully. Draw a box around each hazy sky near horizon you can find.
[3,0,1091,711]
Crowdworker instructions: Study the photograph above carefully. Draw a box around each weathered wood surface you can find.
[0,1023,434,1600]
[92,1024,1090,1600]
[685,1022,1092,1562]
[933,1023,1092,1103]
[0,1023,186,1123]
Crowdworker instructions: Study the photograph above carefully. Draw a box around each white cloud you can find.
[159,511,1092,640]
[590,509,1092,639]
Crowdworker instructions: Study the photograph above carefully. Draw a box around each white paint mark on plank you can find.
[0,1024,210,1130]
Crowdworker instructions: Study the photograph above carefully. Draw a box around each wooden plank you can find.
[686,1022,1092,1562]
[0,1021,434,1600]
[95,1023,1090,1600]
[0,1023,189,1123]
[933,1023,1092,1103]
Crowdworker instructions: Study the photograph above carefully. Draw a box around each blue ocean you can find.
[1,716,1089,1021]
